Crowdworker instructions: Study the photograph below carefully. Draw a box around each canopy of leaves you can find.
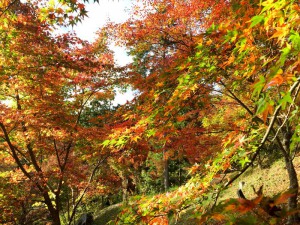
[99,0,300,224]
[1,0,300,224]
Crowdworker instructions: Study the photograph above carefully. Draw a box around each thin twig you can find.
[0,0,19,17]
[271,83,300,142]
[229,77,300,184]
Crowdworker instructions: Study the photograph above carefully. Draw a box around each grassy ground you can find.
[92,203,122,225]
[92,156,300,224]
[220,156,300,200]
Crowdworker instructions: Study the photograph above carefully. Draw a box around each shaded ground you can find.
[92,203,122,225]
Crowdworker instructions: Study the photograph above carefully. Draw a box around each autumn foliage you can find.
[1,0,300,224]
[0,1,117,224]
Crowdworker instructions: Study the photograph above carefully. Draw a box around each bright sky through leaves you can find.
[73,0,135,105]
[73,0,133,65]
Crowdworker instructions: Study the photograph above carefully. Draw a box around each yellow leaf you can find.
[206,39,213,46]
[156,82,164,87]
[222,55,235,67]
[131,135,140,143]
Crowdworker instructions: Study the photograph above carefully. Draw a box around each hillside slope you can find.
[92,156,300,224]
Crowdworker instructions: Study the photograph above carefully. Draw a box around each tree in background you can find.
[1,0,300,224]
[101,0,230,193]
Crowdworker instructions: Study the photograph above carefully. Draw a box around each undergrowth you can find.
[92,156,300,225]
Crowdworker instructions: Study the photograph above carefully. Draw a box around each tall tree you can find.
[0,1,117,224]
[101,0,229,192]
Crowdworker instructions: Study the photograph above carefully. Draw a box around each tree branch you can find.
[68,154,110,225]
[210,77,300,211]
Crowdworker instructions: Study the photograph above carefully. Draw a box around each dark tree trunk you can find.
[284,156,300,224]
[47,208,61,225]
[51,211,61,225]
[44,193,61,225]
[281,126,299,224]
[179,162,182,186]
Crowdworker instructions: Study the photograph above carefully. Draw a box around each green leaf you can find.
[291,124,300,151]
[256,97,267,114]
[250,15,264,28]
[116,137,126,147]
[206,23,218,34]
[289,30,300,50]
[279,92,293,110]
[252,76,266,98]
[240,156,251,168]
[146,128,156,138]
[278,44,291,66]
[102,139,110,147]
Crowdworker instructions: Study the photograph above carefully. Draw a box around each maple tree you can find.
[0,0,101,26]
[185,0,300,223]
[1,0,300,224]
[0,1,120,224]
[101,0,230,193]
[99,0,300,224]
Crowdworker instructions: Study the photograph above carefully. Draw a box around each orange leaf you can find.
[77,3,85,10]
[149,216,168,225]
[206,39,213,45]
[237,198,256,213]
[265,72,284,89]
[212,213,226,221]
[262,104,273,123]
[225,204,236,211]
[274,191,295,205]
[176,115,185,122]
[252,194,263,205]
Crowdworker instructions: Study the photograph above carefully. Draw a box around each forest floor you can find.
[91,155,300,225]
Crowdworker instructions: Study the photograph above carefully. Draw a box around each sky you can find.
[72,0,135,105]
[73,0,133,66]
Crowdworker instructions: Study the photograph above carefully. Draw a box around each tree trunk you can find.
[51,211,61,225]
[122,177,129,204]
[179,162,182,186]
[47,207,61,225]
[163,149,169,192]
[43,193,61,225]
[281,126,299,224]
[284,156,300,224]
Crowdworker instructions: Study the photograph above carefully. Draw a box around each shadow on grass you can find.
[92,203,122,225]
